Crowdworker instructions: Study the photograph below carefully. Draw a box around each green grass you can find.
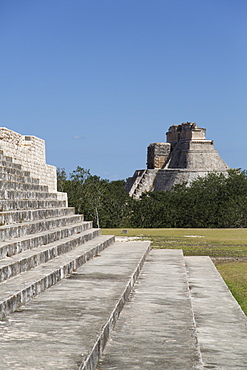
[217,262,247,314]
[102,228,247,257]
[102,228,247,314]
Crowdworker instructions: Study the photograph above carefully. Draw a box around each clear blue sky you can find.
[1,0,246,180]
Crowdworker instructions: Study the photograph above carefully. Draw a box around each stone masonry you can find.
[0,127,66,202]
[0,126,150,369]
[126,122,229,198]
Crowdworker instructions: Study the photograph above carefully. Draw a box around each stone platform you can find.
[0,241,150,369]
[99,251,247,370]
[1,245,247,369]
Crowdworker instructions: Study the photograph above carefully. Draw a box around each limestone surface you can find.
[0,127,58,193]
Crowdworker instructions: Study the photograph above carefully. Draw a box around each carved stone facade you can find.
[126,122,229,198]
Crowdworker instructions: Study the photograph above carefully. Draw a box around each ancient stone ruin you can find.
[0,127,59,193]
[0,127,246,369]
[126,122,230,198]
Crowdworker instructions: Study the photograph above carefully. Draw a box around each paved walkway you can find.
[185,256,247,369]
[0,241,150,370]
[99,249,201,369]
[99,251,247,370]
[1,247,247,369]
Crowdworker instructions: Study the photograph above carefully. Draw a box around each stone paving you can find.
[98,252,247,370]
[0,241,150,370]
[185,256,247,369]
[99,249,201,370]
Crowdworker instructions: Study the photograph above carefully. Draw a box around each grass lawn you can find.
[217,262,247,314]
[102,228,247,315]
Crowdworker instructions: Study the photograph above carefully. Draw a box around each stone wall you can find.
[147,143,171,169]
[0,127,58,194]
[167,122,206,149]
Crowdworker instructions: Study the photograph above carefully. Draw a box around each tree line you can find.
[57,167,247,228]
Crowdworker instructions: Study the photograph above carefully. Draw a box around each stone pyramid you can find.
[126,122,229,198]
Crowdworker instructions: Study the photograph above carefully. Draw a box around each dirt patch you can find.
[212,256,247,264]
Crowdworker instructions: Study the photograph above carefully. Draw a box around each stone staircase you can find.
[0,139,152,369]
[0,149,117,322]
[126,169,158,199]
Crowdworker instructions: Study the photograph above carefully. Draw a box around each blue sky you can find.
[1,0,247,180]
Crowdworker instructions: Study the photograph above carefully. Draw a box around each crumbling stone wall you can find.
[0,127,58,193]
[147,143,171,169]
[167,122,206,149]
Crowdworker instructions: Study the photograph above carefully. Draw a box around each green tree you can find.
[57,166,132,228]
[58,167,247,229]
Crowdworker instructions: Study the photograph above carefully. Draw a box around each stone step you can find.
[0,180,48,192]
[0,171,40,185]
[0,151,13,158]
[0,198,67,211]
[0,220,92,259]
[0,151,41,181]
[0,159,22,170]
[0,151,19,162]
[0,189,59,200]
[0,206,75,225]
[0,214,84,241]
[0,165,32,178]
[0,240,150,369]
[185,256,247,369]
[0,234,115,319]
[99,249,201,370]
[0,227,101,283]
